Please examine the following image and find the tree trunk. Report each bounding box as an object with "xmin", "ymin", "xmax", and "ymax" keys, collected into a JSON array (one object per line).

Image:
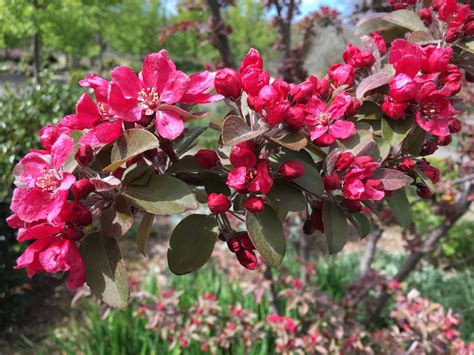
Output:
[
  {"xmin": 359, "ymin": 227, "xmax": 383, "ymax": 278},
  {"xmin": 32, "ymin": 0, "xmax": 41, "ymax": 85},
  {"xmin": 366, "ymin": 185, "xmax": 473, "ymax": 323},
  {"xmin": 206, "ymin": 0, "xmax": 236, "ymax": 69}
]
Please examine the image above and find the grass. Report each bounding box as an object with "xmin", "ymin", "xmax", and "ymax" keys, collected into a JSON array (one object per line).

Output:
[{"xmin": 36, "ymin": 251, "xmax": 474, "ymax": 353}]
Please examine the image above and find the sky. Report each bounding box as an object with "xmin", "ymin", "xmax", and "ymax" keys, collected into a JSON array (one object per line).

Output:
[{"xmin": 164, "ymin": 0, "xmax": 355, "ymax": 18}]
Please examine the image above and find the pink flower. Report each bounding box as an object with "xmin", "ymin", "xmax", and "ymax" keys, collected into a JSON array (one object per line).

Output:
[
  {"xmin": 181, "ymin": 71, "xmax": 223, "ymax": 104},
  {"xmin": 109, "ymin": 50, "xmax": 191, "ymax": 139},
  {"xmin": 421, "ymin": 46, "xmax": 453, "ymax": 74},
  {"xmin": 227, "ymin": 160, "xmax": 273, "ymax": 194},
  {"xmin": 388, "ymin": 39, "xmax": 422, "ymax": 77},
  {"xmin": 15, "ymin": 223, "xmax": 85, "ymax": 290},
  {"xmin": 371, "ymin": 32, "xmax": 387, "ymax": 56},
  {"xmin": 229, "ymin": 141, "xmax": 257, "ymax": 168},
  {"xmin": 290, "ymin": 80, "xmax": 314, "ymax": 104},
  {"xmin": 11, "ymin": 134, "xmax": 76, "ymax": 223},
  {"xmin": 342, "ymin": 156, "xmax": 384, "ymax": 201},
  {"xmin": 438, "ymin": 0, "xmax": 470, "ymax": 29},
  {"xmin": 415, "ymin": 87, "xmax": 458, "ymax": 137},
  {"xmin": 306, "ymin": 92, "xmax": 355, "ymax": 145},
  {"xmin": 239, "ymin": 48, "xmax": 264, "ymax": 73}
]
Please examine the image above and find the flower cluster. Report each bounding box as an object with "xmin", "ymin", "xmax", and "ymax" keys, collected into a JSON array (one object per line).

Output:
[{"xmin": 8, "ymin": 1, "xmax": 471, "ymax": 302}]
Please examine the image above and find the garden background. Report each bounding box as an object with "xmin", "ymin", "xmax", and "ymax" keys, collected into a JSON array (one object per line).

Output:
[{"xmin": 0, "ymin": 0, "xmax": 473, "ymax": 353}]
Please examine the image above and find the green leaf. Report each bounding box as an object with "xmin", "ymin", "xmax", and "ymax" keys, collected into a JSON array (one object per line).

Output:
[
  {"xmin": 414, "ymin": 167, "xmax": 435, "ymax": 191},
  {"xmin": 79, "ymin": 233, "xmax": 129, "ymax": 308},
  {"xmin": 382, "ymin": 117, "xmax": 413, "ymax": 147},
  {"xmin": 167, "ymin": 214, "xmax": 218, "ymax": 275},
  {"xmin": 122, "ymin": 163, "xmax": 153, "ymax": 187},
  {"xmin": 322, "ymin": 201, "xmax": 348, "ymax": 254},
  {"xmin": 221, "ymin": 115, "xmax": 267, "ymax": 146},
  {"xmin": 63, "ymin": 130, "xmax": 84, "ymax": 173},
  {"xmin": 122, "ymin": 174, "xmax": 198, "ymax": 215},
  {"xmin": 386, "ymin": 188, "xmax": 412, "ymax": 228},
  {"xmin": 100, "ymin": 196, "xmax": 134, "ymax": 238},
  {"xmin": 104, "ymin": 129, "xmax": 159, "ymax": 172},
  {"xmin": 339, "ymin": 122, "xmax": 374, "ymax": 156},
  {"xmin": 356, "ymin": 72, "xmax": 393, "ymax": 100},
  {"xmin": 384, "ymin": 9, "xmax": 428, "ymax": 33},
  {"xmin": 355, "ymin": 13, "xmax": 395, "ymax": 35},
  {"xmin": 201, "ymin": 171, "xmax": 231, "ymax": 196},
  {"xmin": 403, "ymin": 125, "xmax": 427, "ymax": 155},
  {"xmin": 347, "ymin": 212, "xmax": 372, "ymax": 239},
  {"xmin": 136, "ymin": 212, "xmax": 155, "ymax": 256},
  {"xmin": 175, "ymin": 126, "xmax": 207, "ymax": 155},
  {"xmin": 246, "ymin": 206, "xmax": 286, "ymax": 267},
  {"xmin": 267, "ymin": 180, "xmax": 306, "ymax": 213},
  {"xmin": 166, "ymin": 155, "xmax": 202, "ymax": 174}
]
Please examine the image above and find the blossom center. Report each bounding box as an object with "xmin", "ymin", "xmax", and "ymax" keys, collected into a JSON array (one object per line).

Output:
[
  {"xmin": 98, "ymin": 102, "xmax": 110, "ymax": 119},
  {"xmin": 318, "ymin": 112, "xmax": 332, "ymax": 125},
  {"xmin": 138, "ymin": 87, "xmax": 160, "ymax": 109},
  {"xmin": 36, "ymin": 169, "xmax": 60, "ymax": 192},
  {"xmin": 421, "ymin": 103, "xmax": 438, "ymax": 119},
  {"xmin": 245, "ymin": 168, "xmax": 257, "ymax": 182}
]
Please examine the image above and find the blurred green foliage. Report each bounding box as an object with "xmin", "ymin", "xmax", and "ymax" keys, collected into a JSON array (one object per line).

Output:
[
  {"xmin": 38, "ymin": 251, "xmax": 473, "ymax": 354},
  {"xmin": 0, "ymin": 72, "xmax": 82, "ymax": 203}
]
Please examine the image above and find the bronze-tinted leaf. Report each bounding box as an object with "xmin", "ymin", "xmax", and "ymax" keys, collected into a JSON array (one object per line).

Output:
[
  {"xmin": 122, "ymin": 174, "xmax": 198, "ymax": 215},
  {"xmin": 322, "ymin": 200, "xmax": 348, "ymax": 254},
  {"xmin": 372, "ymin": 168, "xmax": 413, "ymax": 190},
  {"xmin": 386, "ymin": 188, "xmax": 412, "ymax": 228},
  {"xmin": 221, "ymin": 115, "xmax": 267, "ymax": 146},
  {"xmin": 384, "ymin": 9, "xmax": 428, "ymax": 33},
  {"xmin": 100, "ymin": 196, "xmax": 134, "ymax": 238},
  {"xmin": 136, "ymin": 212, "xmax": 155, "ymax": 256},
  {"xmin": 356, "ymin": 72, "xmax": 393, "ymax": 100},
  {"xmin": 167, "ymin": 214, "xmax": 218, "ymax": 275},
  {"xmin": 80, "ymin": 233, "xmax": 129, "ymax": 308},
  {"xmin": 246, "ymin": 206, "xmax": 286, "ymax": 268},
  {"xmin": 104, "ymin": 129, "xmax": 159, "ymax": 172},
  {"xmin": 268, "ymin": 131, "xmax": 308, "ymax": 151}
]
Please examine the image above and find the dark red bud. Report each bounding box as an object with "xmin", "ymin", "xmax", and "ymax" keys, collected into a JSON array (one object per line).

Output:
[{"xmin": 75, "ymin": 145, "xmax": 93, "ymax": 166}]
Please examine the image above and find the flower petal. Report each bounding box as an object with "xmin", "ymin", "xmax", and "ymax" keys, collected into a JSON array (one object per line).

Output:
[
  {"xmin": 156, "ymin": 110, "xmax": 184, "ymax": 140},
  {"xmin": 329, "ymin": 120, "xmax": 356, "ymax": 139}
]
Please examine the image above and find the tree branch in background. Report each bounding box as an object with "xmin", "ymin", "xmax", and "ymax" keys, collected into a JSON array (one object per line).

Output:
[
  {"xmin": 358, "ymin": 226, "xmax": 383, "ymax": 278},
  {"xmin": 206, "ymin": 0, "xmax": 236, "ymax": 68}
]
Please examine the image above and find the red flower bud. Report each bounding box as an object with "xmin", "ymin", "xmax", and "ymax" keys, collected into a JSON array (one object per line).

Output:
[
  {"xmin": 420, "ymin": 141, "xmax": 438, "ymax": 156},
  {"xmin": 236, "ymin": 249, "xmax": 259, "ymax": 270},
  {"xmin": 75, "ymin": 144, "xmax": 93, "ymax": 166},
  {"xmin": 278, "ymin": 160, "xmax": 305, "ymax": 179},
  {"xmin": 290, "ymin": 81, "xmax": 314, "ymax": 104},
  {"xmin": 342, "ymin": 199, "xmax": 363, "ymax": 212},
  {"xmin": 239, "ymin": 48, "xmax": 263, "ymax": 73},
  {"xmin": 448, "ymin": 119, "xmax": 461, "ymax": 133},
  {"xmin": 215, "ymin": 68, "xmax": 242, "ymax": 100},
  {"xmin": 371, "ymin": 32, "xmax": 387, "ymax": 56},
  {"xmin": 59, "ymin": 201, "xmax": 93, "ymax": 226},
  {"xmin": 323, "ymin": 173, "xmax": 341, "ymax": 191},
  {"xmin": 238, "ymin": 232, "xmax": 255, "ymax": 250},
  {"xmin": 445, "ymin": 28, "xmax": 461, "ymax": 43},
  {"xmin": 336, "ymin": 152, "xmax": 354, "ymax": 171},
  {"xmin": 243, "ymin": 195, "xmax": 265, "ymax": 212},
  {"xmin": 328, "ymin": 64, "xmax": 355, "ymax": 87},
  {"xmin": 418, "ymin": 8, "xmax": 432, "ymax": 24},
  {"xmin": 389, "ymin": 74, "xmax": 417, "ymax": 102},
  {"xmin": 195, "ymin": 149, "xmax": 220, "ymax": 169},
  {"xmin": 63, "ymin": 224, "xmax": 84, "ymax": 241},
  {"xmin": 310, "ymin": 209, "xmax": 324, "ymax": 233},
  {"xmin": 72, "ymin": 179, "xmax": 95, "ymax": 200},
  {"xmin": 416, "ymin": 184, "xmax": 432, "ymax": 199},
  {"xmin": 314, "ymin": 133, "xmax": 336, "ymax": 147},
  {"xmin": 422, "ymin": 165, "xmax": 440, "ymax": 184},
  {"xmin": 438, "ymin": 134, "xmax": 452, "ymax": 146},
  {"xmin": 227, "ymin": 236, "xmax": 241, "ymax": 253},
  {"xmin": 207, "ymin": 193, "xmax": 231, "ymax": 214},
  {"xmin": 399, "ymin": 157, "xmax": 415, "ymax": 172}
]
